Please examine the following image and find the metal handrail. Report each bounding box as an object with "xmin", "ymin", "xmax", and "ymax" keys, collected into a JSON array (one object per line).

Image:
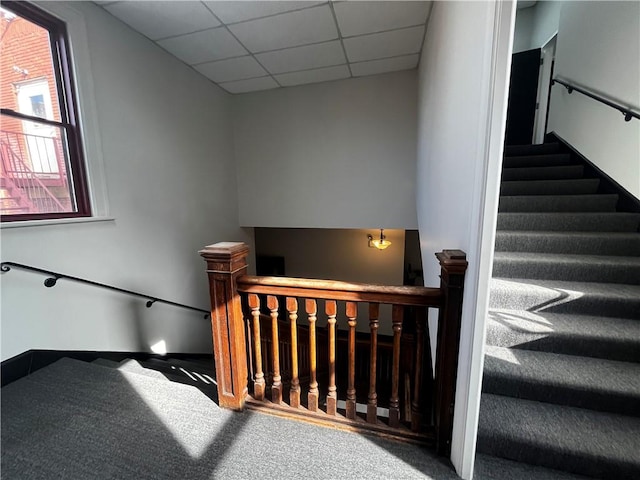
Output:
[
  {"xmin": 0, "ymin": 261, "xmax": 210, "ymax": 319},
  {"xmin": 552, "ymin": 78, "xmax": 640, "ymax": 122}
]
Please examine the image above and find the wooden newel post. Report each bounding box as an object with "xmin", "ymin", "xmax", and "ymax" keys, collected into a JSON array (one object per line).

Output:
[
  {"xmin": 434, "ymin": 249, "xmax": 468, "ymax": 456},
  {"xmin": 199, "ymin": 242, "xmax": 250, "ymax": 411}
]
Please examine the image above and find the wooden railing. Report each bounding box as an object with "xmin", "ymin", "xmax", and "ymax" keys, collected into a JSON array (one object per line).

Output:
[{"xmin": 200, "ymin": 242, "xmax": 467, "ymax": 455}]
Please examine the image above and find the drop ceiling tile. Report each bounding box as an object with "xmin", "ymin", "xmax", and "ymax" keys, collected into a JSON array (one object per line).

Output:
[
  {"xmin": 228, "ymin": 5, "xmax": 338, "ymax": 53},
  {"xmin": 351, "ymin": 54, "xmax": 420, "ymax": 77},
  {"xmin": 158, "ymin": 28, "xmax": 247, "ymax": 65},
  {"xmin": 334, "ymin": 1, "xmax": 431, "ymax": 37},
  {"xmin": 275, "ymin": 65, "xmax": 350, "ymax": 87},
  {"xmin": 256, "ymin": 41, "xmax": 345, "ymax": 74},
  {"xmin": 104, "ymin": 2, "xmax": 220, "ymax": 41},
  {"xmin": 343, "ymin": 26, "xmax": 424, "ymax": 63},
  {"xmin": 195, "ymin": 56, "xmax": 267, "ymax": 83},
  {"xmin": 219, "ymin": 76, "xmax": 279, "ymax": 94},
  {"xmin": 204, "ymin": 1, "xmax": 323, "ymax": 24}
]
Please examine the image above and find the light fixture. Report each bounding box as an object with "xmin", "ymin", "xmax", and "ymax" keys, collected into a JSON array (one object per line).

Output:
[{"xmin": 368, "ymin": 229, "xmax": 392, "ymax": 250}]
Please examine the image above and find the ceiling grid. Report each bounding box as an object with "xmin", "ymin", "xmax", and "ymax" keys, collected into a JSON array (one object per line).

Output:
[{"xmin": 98, "ymin": 1, "xmax": 433, "ymax": 94}]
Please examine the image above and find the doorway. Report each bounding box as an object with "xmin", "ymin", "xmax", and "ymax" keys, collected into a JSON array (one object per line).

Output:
[{"xmin": 532, "ymin": 34, "xmax": 557, "ymax": 144}]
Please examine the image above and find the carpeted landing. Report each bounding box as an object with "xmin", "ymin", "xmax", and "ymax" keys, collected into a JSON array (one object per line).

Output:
[
  {"xmin": 1, "ymin": 357, "xmax": 588, "ymax": 480},
  {"xmin": 477, "ymin": 142, "xmax": 640, "ymax": 479}
]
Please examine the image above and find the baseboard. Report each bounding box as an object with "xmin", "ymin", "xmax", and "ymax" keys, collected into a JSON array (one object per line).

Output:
[
  {"xmin": 547, "ymin": 131, "xmax": 640, "ymax": 213},
  {"xmin": 1, "ymin": 350, "xmax": 213, "ymax": 387}
]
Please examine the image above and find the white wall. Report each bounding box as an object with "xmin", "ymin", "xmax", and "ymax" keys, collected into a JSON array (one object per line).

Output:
[
  {"xmin": 513, "ymin": 6, "xmax": 534, "ymax": 53},
  {"xmin": 417, "ymin": 1, "xmax": 515, "ymax": 478},
  {"xmin": 514, "ymin": 2, "xmax": 561, "ymax": 53},
  {"xmin": 529, "ymin": 1, "xmax": 561, "ymax": 49},
  {"xmin": 548, "ymin": 1, "xmax": 640, "ymax": 199},
  {"xmin": 0, "ymin": 2, "xmax": 251, "ymax": 361},
  {"xmin": 233, "ymin": 71, "xmax": 418, "ymax": 230},
  {"xmin": 254, "ymin": 228, "xmax": 405, "ymax": 334}
]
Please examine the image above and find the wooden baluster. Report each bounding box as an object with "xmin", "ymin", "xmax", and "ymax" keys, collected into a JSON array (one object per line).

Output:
[
  {"xmin": 346, "ymin": 301, "xmax": 357, "ymax": 420},
  {"xmin": 267, "ymin": 295, "xmax": 282, "ymax": 404},
  {"xmin": 367, "ymin": 303, "xmax": 379, "ymax": 424},
  {"xmin": 306, "ymin": 299, "xmax": 319, "ymax": 412},
  {"xmin": 326, "ymin": 300, "xmax": 337, "ymax": 416},
  {"xmin": 389, "ymin": 304, "xmax": 403, "ymax": 427},
  {"xmin": 411, "ymin": 307, "xmax": 427, "ymax": 431},
  {"xmin": 287, "ymin": 297, "xmax": 301, "ymax": 408},
  {"xmin": 248, "ymin": 294, "xmax": 265, "ymax": 401}
]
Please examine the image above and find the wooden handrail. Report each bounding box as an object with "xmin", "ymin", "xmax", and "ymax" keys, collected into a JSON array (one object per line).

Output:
[
  {"xmin": 237, "ymin": 275, "xmax": 443, "ymax": 307},
  {"xmin": 200, "ymin": 243, "xmax": 468, "ymax": 454}
]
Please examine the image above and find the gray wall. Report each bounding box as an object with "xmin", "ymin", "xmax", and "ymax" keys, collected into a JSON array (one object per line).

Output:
[
  {"xmin": 232, "ymin": 71, "xmax": 418, "ymax": 229},
  {"xmin": 1, "ymin": 2, "xmax": 250, "ymax": 361}
]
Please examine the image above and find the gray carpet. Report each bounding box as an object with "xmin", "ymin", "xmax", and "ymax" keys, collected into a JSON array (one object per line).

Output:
[
  {"xmin": 497, "ymin": 212, "xmax": 640, "ymax": 232},
  {"xmin": 499, "ymin": 178, "xmax": 600, "ymax": 196},
  {"xmin": 1, "ymin": 358, "xmax": 587, "ymax": 480},
  {"xmin": 494, "ymin": 231, "xmax": 640, "ymax": 256},
  {"xmin": 478, "ymin": 142, "xmax": 640, "ymax": 479},
  {"xmin": 486, "ymin": 309, "xmax": 640, "ymax": 362}
]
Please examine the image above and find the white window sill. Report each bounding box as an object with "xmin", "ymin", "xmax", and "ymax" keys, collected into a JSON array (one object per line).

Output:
[{"xmin": 0, "ymin": 216, "xmax": 115, "ymax": 229}]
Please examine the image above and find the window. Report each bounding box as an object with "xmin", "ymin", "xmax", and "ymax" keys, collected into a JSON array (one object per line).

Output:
[{"xmin": 1, "ymin": 1, "xmax": 90, "ymax": 221}]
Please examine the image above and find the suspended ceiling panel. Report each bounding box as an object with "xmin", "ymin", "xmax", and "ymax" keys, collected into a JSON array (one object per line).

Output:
[{"xmin": 98, "ymin": 1, "xmax": 432, "ymax": 94}]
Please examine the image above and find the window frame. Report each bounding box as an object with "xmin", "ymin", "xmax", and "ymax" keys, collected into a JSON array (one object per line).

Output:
[{"xmin": 1, "ymin": 0, "xmax": 91, "ymax": 222}]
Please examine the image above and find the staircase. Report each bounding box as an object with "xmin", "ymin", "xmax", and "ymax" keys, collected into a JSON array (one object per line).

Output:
[{"xmin": 477, "ymin": 142, "xmax": 640, "ymax": 478}]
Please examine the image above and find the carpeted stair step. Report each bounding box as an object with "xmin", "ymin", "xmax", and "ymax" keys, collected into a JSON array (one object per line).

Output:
[
  {"xmin": 482, "ymin": 346, "xmax": 640, "ymax": 416},
  {"xmin": 504, "ymin": 143, "xmax": 561, "ymax": 156},
  {"xmin": 486, "ymin": 309, "xmax": 640, "ymax": 362},
  {"xmin": 137, "ymin": 358, "xmax": 217, "ymax": 390},
  {"xmin": 501, "ymin": 165, "xmax": 585, "ymax": 181},
  {"xmin": 500, "ymin": 179, "xmax": 600, "ymax": 196},
  {"xmin": 145, "ymin": 357, "xmax": 216, "ymax": 384},
  {"xmin": 93, "ymin": 358, "xmax": 170, "ymax": 381},
  {"xmin": 493, "ymin": 252, "xmax": 640, "ymax": 285},
  {"xmin": 497, "ymin": 212, "xmax": 640, "ymax": 232},
  {"xmin": 475, "ymin": 454, "xmax": 590, "ymax": 479},
  {"xmin": 477, "ymin": 393, "xmax": 640, "ymax": 479},
  {"xmin": 494, "ymin": 231, "xmax": 640, "ymax": 256},
  {"xmin": 498, "ymin": 194, "xmax": 618, "ymax": 213},
  {"xmin": 489, "ymin": 278, "xmax": 640, "ymax": 320},
  {"xmin": 91, "ymin": 358, "xmax": 120, "ymax": 368},
  {"xmin": 503, "ymin": 153, "xmax": 572, "ymax": 169},
  {"xmin": 161, "ymin": 357, "xmax": 215, "ymax": 375}
]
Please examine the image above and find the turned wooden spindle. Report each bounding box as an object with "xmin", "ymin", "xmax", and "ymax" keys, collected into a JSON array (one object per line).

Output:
[
  {"xmin": 248, "ymin": 294, "xmax": 265, "ymax": 401},
  {"xmin": 267, "ymin": 295, "xmax": 282, "ymax": 404},
  {"xmin": 411, "ymin": 307, "xmax": 427, "ymax": 431},
  {"xmin": 326, "ymin": 300, "xmax": 338, "ymax": 416},
  {"xmin": 367, "ymin": 303, "xmax": 380, "ymax": 424},
  {"xmin": 389, "ymin": 304, "xmax": 403, "ymax": 427},
  {"xmin": 306, "ymin": 299, "xmax": 319, "ymax": 412},
  {"xmin": 346, "ymin": 301, "xmax": 358, "ymax": 420},
  {"xmin": 287, "ymin": 297, "xmax": 301, "ymax": 408}
]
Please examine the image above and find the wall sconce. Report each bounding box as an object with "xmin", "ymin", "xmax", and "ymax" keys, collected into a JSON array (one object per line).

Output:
[{"xmin": 368, "ymin": 229, "xmax": 392, "ymax": 250}]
